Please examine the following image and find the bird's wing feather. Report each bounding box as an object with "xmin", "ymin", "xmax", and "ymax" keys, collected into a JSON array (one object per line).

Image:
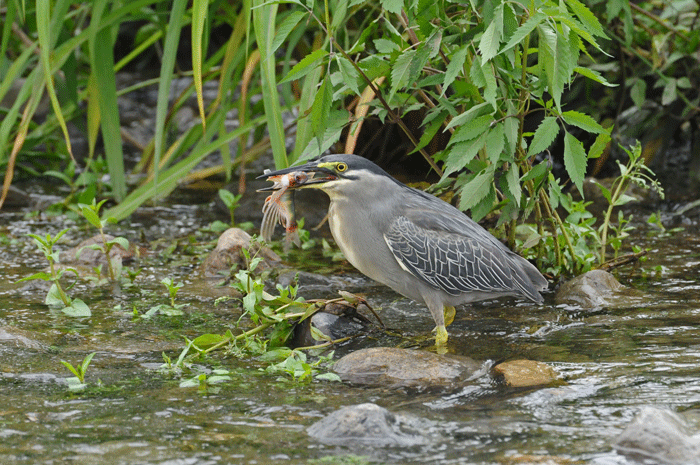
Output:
[{"xmin": 384, "ymin": 215, "xmax": 536, "ymax": 298}]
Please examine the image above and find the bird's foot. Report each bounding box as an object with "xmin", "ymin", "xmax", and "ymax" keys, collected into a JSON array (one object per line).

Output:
[
  {"xmin": 435, "ymin": 325, "xmax": 448, "ymax": 347},
  {"xmin": 443, "ymin": 306, "xmax": 456, "ymax": 327}
]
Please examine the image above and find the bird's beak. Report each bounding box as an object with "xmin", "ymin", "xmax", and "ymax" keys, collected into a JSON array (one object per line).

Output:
[{"xmin": 256, "ymin": 161, "xmax": 339, "ymax": 191}]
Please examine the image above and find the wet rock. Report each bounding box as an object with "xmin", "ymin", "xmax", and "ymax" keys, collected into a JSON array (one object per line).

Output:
[
  {"xmin": 613, "ymin": 407, "xmax": 700, "ymax": 464},
  {"xmin": 0, "ymin": 326, "xmax": 48, "ymax": 350},
  {"xmin": 555, "ymin": 269, "xmax": 636, "ymax": 309},
  {"xmin": 200, "ymin": 228, "xmax": 280, "ymax": 278},
  {"xmin": 1, "ymin": 185, "xmax": 32, "ymax": 209},
  {"xmin": 291, "ymin": 311, "xmax": 366, "ymax": 347},
  {"xmin": 333, "ymin": 347, "xmax": 485, "ymax": 388},
  {"xmin": 307, "ymin": 403, "xmax": 430, "ymax": 446},
  {"xmin": 60, "ymin": 234, "xmax": 134, "ymax": 267},
  {"xmin": 493, "ymin": 360, "xmax": 559, "ymax": 388}
]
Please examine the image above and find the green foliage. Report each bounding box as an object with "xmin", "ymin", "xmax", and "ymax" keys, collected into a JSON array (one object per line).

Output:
[
  {"xmin": 218, "ymin": 189, "xmax": 243, "ymax": 227},
  {"xmin": 77, "ymin": 199, "xmax": 130, "ymax": 282},
  {"xmin": 61, "ymin": 352, "xmax": 96, "ymax": 392},
  {"xmin": 16, "ymin": 228, "xmax": 91, "ymax": 317}
]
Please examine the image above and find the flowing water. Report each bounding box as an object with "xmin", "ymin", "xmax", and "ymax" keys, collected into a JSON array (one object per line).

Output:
[{"xmin": 1, "ymin": 185, "xmax": 700, "ymax": 465}]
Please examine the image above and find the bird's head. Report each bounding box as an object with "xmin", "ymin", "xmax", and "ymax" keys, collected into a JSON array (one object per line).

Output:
[{"xmin": 258, "ymin": 154, "xmax": 393, "ymax": 196}]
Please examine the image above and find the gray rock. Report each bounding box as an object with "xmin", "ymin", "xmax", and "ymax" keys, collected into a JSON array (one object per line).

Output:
[
  {"xmin": 334, "ymin": 347, "xmax": 485, "ymax": 388},
  {"xmin": 200, "ymin": 228, "xmax": 280, "ymax": 278},
  {"xmin": 555, "ymin": 269, "xmax": 640, "ymax": 309},
  {"xmin": 60, "ymin": 234, "xmax": 134, "ymax": 267},
  {"xmin": 0, "ymin": 326, "xmax": 48, "ymax": 350},
  {"xmin": 613, "ymin": 407, "xmax": 700, "ymax": 464},
  {"xmin": 307, "ymin": 403, "xmax": 429, "ymax": 446}
]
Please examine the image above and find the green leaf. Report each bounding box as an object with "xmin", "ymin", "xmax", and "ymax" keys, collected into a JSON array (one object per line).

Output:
[
  {"xmin": 63, "ymin": 298, "xmax": 91, "ymax": 318},
  {"xmin": 521, "ymin": 160, "xmax": 550, "ymax": 184},
  {"xmin": 479, "ymin": 18, "xmax": 501, "ymax": 62},
  {"xmin": 442, "ymin": 133, "xmax": 488, "ymax": 179},
  {"xmin": 630, "ymin": 79, "xmax": 645, "ymax": 108},
  {"xmin": 445, "ymin": 102, "xmax": 491, "ymax": 132},
  {"xmin": 563, "ymin": 132, "xmax": 588, "ymax": 195},
  {"xmin": 485, "ymin": 122, "xmax": 505, "ymax": 164},
  {"xmin": 566, "ymin": 0, "xmax": 607, "ymax": 38},
  {"xmin": 81, "ymin": 206, "xmax": 102, "ymax": 229},
  {"xmin": 443, "ymin": 45, "xmax": 468, "ymax": 96},
  {"xmin": 16, "ymin": 271, "xmax": 53, "ymax": 283},
  {"xmin": 311, "ymin": 75, "xmax": 333, "ymax": 149},
  {"xmin": 411, "ymin": 111, "xmax": 447, "ymax": 154},
  {"xmin": 481, "ymin": 59, "xmax": 497, "ymax": 110},
  {"xmin": 505, "ymin": 163, "xmax": 522, "ymax": 205},
  {"xmin": 315, "ymin": 372, "xmax": 342, "ymax": 382},
  {"xmin": 271, "ymin": 10, "xmax": 307, "ymax": 58},
  {"xmin": 501, "ymin": 12, "xmax": 545, "ymax": 53},
  {"xmin": 280, "ymin": 48, "xmax": 328, "ymax": 84},
  {"xmin": 373, "ymin": 38, "xmax": 399, "ymax": 54},
  {"xmin": 562, "ymin": 110, "xmax": 606, "ymax": 134},
  {"xmin": 574, "ymin": 66, "xmax": 616, "ymax": 87},
  {"xmin": 595, "ymin": 182, "xmax": 612, "ymax": 203},
  {"xmin": 528, "ymin": 116, "xmax": 559, "ymax": 156},
  {"xmin": 108, "ymin": 237, "xmax": 129, "ymax": 249},
  {"xmin": 589, "ymin": 131, "xmax": 611, "ymax": 159},
  {"xmin": 192, "ymin": 333, "xmax": 229, "ymax": 350},
  {"xmin": 46, "ymin": 283, "xmax": 68, "ymax": 308},
  {"xmin": 662, "ymin": 78, "xmax": 677, "ymax": 106},
  {"xmin": 449, "ymin": 114, "xmax": 493, "ymax": 146},
  {"xmin": 388, "ymin": 49, "xmax": 415, "ymax": 103},
  {"xmin": 458, "ymin": 167, "xmax": 495, "ymax": 211},
  {"xmin": 336, "ymin": 55, "xmax": 361, "ymax": 96},
  {"xmin": 380, "ymin": 0, "xmax": 402, "ymax": 14}
]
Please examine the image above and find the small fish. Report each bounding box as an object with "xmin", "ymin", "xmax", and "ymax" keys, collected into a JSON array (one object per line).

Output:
[{"xmin": 260, "ymin": 171, "xmax": 308, "ymax": 251}]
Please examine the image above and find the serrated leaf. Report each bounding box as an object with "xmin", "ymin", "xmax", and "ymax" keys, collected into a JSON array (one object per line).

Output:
[
  {"xmin": 16, "ymin": 271, "xmax": 53, "ymax": 283},
  {"xmin": 562, "ymin": 110, "xmax": 606, "ymax": 134},
  {"xmin": 482, "ymin": 60, "xmax": 497, "ymax": 110},
  {"xmin": 485, "ymin": 122, "xmax": 505, "ymax": 164},
  {"xmin": 574, "ymin": 66, "xmax": 616, "ymax": 87},
  {"xmin": 528, "ymin": 116, "xmax": 559, "ymax": 156},
  {"xmin": 442, "ymin": 133, "xmax": 488, "ymax": 179},
  {"xmin": 449, "ymin": 114, "xmax": 493, "ymax": 146},
  {"xmin": 521, "ymin": 160, "xmax": 550, "ymax": 184},
  {"xmin": 501, "ymin": 12, "xmax": 545, "ymax": 53},
  {"xmin": 311, "ymin": 75, "xmax": 333, "ymax": 147},
  {"xmin": 566, "ymin": 0, "xmax": 607, "ymax": 38},
  {"xmin": 469, "ymin": 56, "xmax": 486, "ymax": 87},
  {"xmin": 411, "ymin": 111, "xmax": 447, "ymax": 154},
  {"xmin": 563, "ymin": 132, "xmax": 588, "ymax": 195},
  {"xmin": 479, "ymin": 19, "xmax": 501, "ymax": 62},
  {"xmin": 458, "ymin": 168, "xmax": 495, "ymax": 211},
  {"xmin": 280, "ymin": 49, "xmax": 328, "ymax": 84},
  {"xmin": 336, "ymin": 55, "xmax": 361, "ymax": 96},
  {"xmin": 374, "ymin": 38, "xmax": 399, "ymax": 54},
  {"xmin": 445, "ymin": 102, "xmax": 491, "ymax": 131},
  {"xmin": 505, "ymin": 163, "xmax": 521, "ymax": 205},
  {"xmin": 443, "ymin": 45, "xmax": 468, "ymax": 96},
  {"xmin": 270, "ymin": 11, "xmax": 307, "ymax": 58},
  {"xmin": 388, "ymin": 49, "xmax": 415, "ymax": 103}
]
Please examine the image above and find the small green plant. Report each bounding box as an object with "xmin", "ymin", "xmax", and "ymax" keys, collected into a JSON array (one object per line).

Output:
[
  {"xmin": 179, "ymin": 369, "xmax": 233, "ymax": 392},
  {"xmin": 61, "ymin": 352, "xmax": 96, "ymax": 392},
  {"xmin": 141, "ymin": 278, "xmax": 186, "ymax": 318},
  {"xmin": 77, "ymin": 199, "xmax": 130, "ymax": 281},
  {"xmin": 17, "ymin": 229, "xmax": 91, "ymax": 317},
  {"xmin": 218, "ymin": 189, "xmax": 243, "ymax": 227}
]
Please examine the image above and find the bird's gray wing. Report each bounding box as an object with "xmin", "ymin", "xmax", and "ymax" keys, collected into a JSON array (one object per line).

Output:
[{"xmin": 383, "ymin": 215, "xmax": 523, "ymax": 297}]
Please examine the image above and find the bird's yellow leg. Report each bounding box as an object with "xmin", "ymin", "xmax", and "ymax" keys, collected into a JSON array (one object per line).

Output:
[
  {"xmin": 435, "ymin": 325, "xmax": 448, "ymax": 347},
  {"xmin": 444, "ymin": 305, "xmax": 456, "ymax": 327}
]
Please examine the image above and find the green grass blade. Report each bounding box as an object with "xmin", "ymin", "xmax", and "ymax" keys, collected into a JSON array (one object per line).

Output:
[
  {"xmin": 192, "ymin": 0, "xmax": 209, "ymax": 129},
  {"xmin": 253, "ymin": 0, "xmax": 288, "ymax": 168},
  {"xmin": 103, "ymin": 115, "xmax": 266, "ymax": 221},
  {"xmin": 36, "ymin": 0, "xmax": 74, "ymax": 160},
  {"xmin": 154, "ymin": 0, "xmax": 189, "ymax": 188},
  {"xmin": 90, "ymin": 0, "xmax": 126, "ymax": 200}
]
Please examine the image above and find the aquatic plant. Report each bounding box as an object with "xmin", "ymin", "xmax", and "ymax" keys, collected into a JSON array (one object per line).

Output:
[
  {"xmin": 61, "ymin": 352, "xmax": 96, "ymax": 392},
  {"xmin": 17, "ymin": 228, "xmax": 91, "ymax": 317}
]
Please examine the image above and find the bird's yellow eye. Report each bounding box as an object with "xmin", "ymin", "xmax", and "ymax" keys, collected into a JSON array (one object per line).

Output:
[{"xmin": 336, "ymin": 162, "xmax": 348, "ymax": 172}]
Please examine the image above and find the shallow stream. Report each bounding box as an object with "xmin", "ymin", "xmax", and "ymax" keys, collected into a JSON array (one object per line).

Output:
[{"xmin": 2, "ymin": 183, "xmax": 700, "ymax": 464}]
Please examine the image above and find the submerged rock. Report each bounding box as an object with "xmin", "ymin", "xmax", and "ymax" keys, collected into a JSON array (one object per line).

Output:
[
  {"xmin": 291, "ymin": 311, "xmax": 366, "ymax": 347},
  {"xmin": 555, "ymin": 269, "xmax": 638, "ymax": 309},
  {"xmin": 613, "ymin": 407, "xmax": 700, "ymax": 464},
  {"xmin": 200, "ymin": 228, "xmax": 280, "ymax": 278},
  {"xmin": 307, "ymin": 403, "xmax": 430, "ymax": 446},
  {"xmin": 493, "ymin": 359, "xmax": 560, "ymax": 387},
  {"xmin": 333, "ymin": 347, "xmax": 485, "ymax": 388},
  {"xmin": 0, "ymin": 326, "xmax": 48, "ymax": 350}
]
